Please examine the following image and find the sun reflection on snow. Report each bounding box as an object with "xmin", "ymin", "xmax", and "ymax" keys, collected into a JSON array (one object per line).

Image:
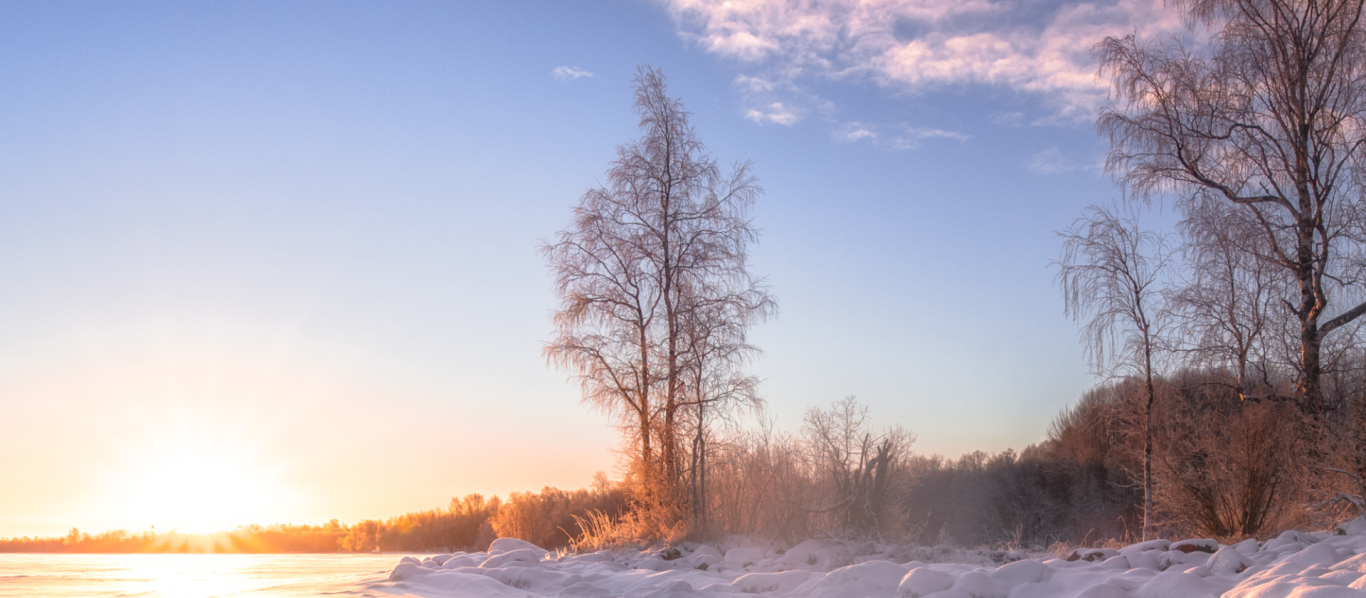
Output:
[
  {"xmin": 135, "ymin": 554, "xmax": 265, "ymax": 597},
  {"xmin": 0, "ymin": 553, "xmax": 399, "ymax": 598}
]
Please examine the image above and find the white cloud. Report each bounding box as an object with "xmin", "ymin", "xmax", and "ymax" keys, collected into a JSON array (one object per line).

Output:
[
  {"xmin": 836, "ymin": 121, "xmax": 878, "ymax": 142},
  {"xmin": 553, "ymin": 66, "xmax": 595, "ymax": 81},
  {"xmin": 663, "ymin": 0, "xmax": 1188, "ymax": 120},
  {"xmin": 845, "ymin": 128, "xmax": 877, "ymax": 142},
  {"xmin": 906, "ymin": 127, "xmax": 968, "ymax": 142},
  {"xmin": 735, "ymin": 74, "xmax": 777, "ymax": 93},
  {"xmin": 888, "ymin": 125, "xmax": 970, "ymax": 149},
  {"xmin": 745, "ymin": 102, "xmax": 802, "ymax": 125}
]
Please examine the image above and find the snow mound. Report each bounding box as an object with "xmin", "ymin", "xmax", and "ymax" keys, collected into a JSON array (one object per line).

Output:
[
  {"xmin": 1209, "ymin": 546, "xmax": 1254, "ymax": 575},
  {"xmin": 480, "ymin": 547, "xmax": 542, "ymax": 568},
  {"xmin": 734, "ymin": 570, "xmax": 817, "ymax": 593},
  {"xmin": 487, "ymin": 537, "xmax": 545, "ymax": 554},
  {"xmin": 725, "ymin": 545, "xmax": 768, "ymax": 569},
  {"xmin": 898, "ymin": 567, "xmax": 955, "ymax": 597},
  {"xmin": 381, "ymin": 520, "xmax": 1366, "ymax": 597}
]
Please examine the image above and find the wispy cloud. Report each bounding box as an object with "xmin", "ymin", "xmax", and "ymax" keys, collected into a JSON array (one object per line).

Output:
[
  {"xmin": 889, "ymin": 126, "xmax": 970, "ymax": 150},
  {"xmin": 553, "ymin": 66, "xmax": 594, "ymax": 81},
  {"xmin": 840, "ymin": 123, "xmax": 877, "ymax": 142},
  {"xmin": 745, "ymin": 102, "xmax": 802, "ymax": 125},
  {"xmin": 905, "ymin": 127, "xmax": 969, "ymax": 142},
  {"xmin": 663, "ymin": 0, "xmax": 1187, "ymax": 122},
  {"xmin": 837, "ymin": 122, "xmax": 968, "ymax": 149}
]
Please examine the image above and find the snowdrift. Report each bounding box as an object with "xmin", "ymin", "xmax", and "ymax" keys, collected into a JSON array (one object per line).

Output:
[{"xmin": 380, "ymin": 521, "xmax": 1366, "ymax": 597}]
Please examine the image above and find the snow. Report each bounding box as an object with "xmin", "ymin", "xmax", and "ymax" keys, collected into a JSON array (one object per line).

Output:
[
  {"xmin": 897, "ymin": 566, "xmax": 955, "ymax": 597},
  {"xmin": 489, "ymin": 538, "xmax": 545, "ymax": 554},
  {"xmin": 380, "ymin": 518, "xmax": 1366, "ymax": 598}
]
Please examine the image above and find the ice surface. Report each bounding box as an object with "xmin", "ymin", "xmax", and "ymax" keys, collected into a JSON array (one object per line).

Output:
[{"xmin": 380, "ymin": 518, "xmax": 1366, "ymax": 597}]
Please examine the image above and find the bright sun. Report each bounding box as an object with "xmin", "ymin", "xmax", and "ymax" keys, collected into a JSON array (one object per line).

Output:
[{"xmin": 108, "ymin": 409, "xmax": 290, "ymax": 534}]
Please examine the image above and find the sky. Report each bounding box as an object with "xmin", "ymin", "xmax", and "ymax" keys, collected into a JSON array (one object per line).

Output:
[{"xmin": 0, "ymin": 0, "xmax": 1191, "ymax": 538}]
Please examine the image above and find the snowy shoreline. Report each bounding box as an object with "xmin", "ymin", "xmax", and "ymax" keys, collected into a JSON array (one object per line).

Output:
[{"xmin": 381, "ymin": 519, "xmax": 1366, "ymax": 597}]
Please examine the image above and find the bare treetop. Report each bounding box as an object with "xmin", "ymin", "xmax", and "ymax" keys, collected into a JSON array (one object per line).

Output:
[
  {"xmin": 1056, "ymin": 204, "xmax": 1172, "ymax": 377},
  {"xmin": 1097, "ymin": 0, "xmax": 1366, "ymax": 407}
]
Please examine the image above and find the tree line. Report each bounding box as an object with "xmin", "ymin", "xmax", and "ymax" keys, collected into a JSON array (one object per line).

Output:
[
  {"xmin": 0, "ymin": 523, "xmax": 345, "ymax": 553},
  {"xmin": 0, "ymin": 484, "xmax": 628, "ymax": 553}
]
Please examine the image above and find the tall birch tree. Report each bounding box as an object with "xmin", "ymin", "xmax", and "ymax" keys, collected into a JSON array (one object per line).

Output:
[
  {"xmin": 1056, "ymin": 203, "xmax": 1171, "ymax": 540},
  {"xmin": 543, "ymin": 67, "xmax": 774, "ymax": 530}
]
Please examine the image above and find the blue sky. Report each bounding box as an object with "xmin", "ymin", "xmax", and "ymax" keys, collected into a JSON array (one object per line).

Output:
[{"xmin": 0, "ymin": 0, "xmax": 1184, "ymax": 536}]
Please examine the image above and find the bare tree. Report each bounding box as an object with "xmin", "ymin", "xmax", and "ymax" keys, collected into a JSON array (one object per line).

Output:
[
  {"xmin": 704, "ymin": 418, "xmax": 815, "ymax": 542},
  {"xmin": 677, "ymin": 297, "xmax": 767, "ymax": 534},
  {"xmin": 542, "ymin": 66, "xmax": 774, "ymax": 534},
  {"xmin": 1171, "ymin": 196, "xmax": 1290, "ymax": 400},
  {"xmin": 1056, "ymin": 203, "xmax": 1172, "ymax": 540},
  {"xmin": 1097, "ymin": 0, "xmax": 1366, "ymax": 411},
  {"xmin": 802, "ymin": 396, "xmax": 915, "ymax": 539}
]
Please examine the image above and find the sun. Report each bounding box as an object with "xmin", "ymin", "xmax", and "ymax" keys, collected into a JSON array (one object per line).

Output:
[
  {"xmin": 105, "ymin": 405, "xmax": 292, "ymax": 535},
  {"xmin": 123, "ymin": 442, "xmax": 272, "ymax": 533}
]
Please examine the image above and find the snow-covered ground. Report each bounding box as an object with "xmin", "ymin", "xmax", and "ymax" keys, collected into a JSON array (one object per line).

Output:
[{"xmin": 380, "ymin": 519, "xmax": 1366, "ymax": 598}]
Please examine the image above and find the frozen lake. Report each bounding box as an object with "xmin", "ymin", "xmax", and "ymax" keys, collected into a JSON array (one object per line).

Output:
[{"xmin": 0, "ymin": 553, "xmax": 410, "ymax": 597}]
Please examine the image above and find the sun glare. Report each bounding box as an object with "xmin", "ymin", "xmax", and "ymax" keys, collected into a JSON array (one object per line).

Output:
[
  {"xmin": 105, "ymin": 405, "xmax": 293, "ymax": 536},
  {"xmin": 126, "ymin": 446, "xmax": 269, "ymax": 533}
]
